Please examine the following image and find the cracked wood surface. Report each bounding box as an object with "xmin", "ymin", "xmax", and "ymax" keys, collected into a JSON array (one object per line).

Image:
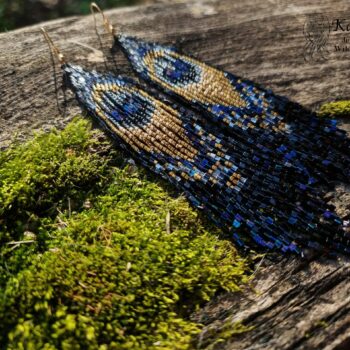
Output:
[{"xmin": 0, "ymin": 0, "xmax": 349, "ymax": 349}]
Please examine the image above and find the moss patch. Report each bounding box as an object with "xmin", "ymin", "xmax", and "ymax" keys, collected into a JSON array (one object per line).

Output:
[
  {"xmin": 199, "ymin": 320, "xmax": 254, "ymax": 350},
  {"xmin": 0, "ymin": 117, "xmax": 249, "ymax": 350},
  {"xmin": 317, "ymin": 100, "xmax": 350, "ymax": 118}
]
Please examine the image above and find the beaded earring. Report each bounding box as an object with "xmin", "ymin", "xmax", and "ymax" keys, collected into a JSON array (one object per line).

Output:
[
  {"xmin": 90, "ymin": 2, "xmax": 349, "ymax": 186},
  {"xmin": 41, "ymin": 28, "xmax": 349, "ymax": 256}
]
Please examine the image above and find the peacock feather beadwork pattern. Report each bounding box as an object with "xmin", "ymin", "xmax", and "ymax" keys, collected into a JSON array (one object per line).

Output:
[
  {"xmin": 63, "ymin": 63, "xmax": 349, "ymax": 256},
  {"xmin": 116, "ymin": 35, "xmax": 350, "ymax": 184},
  {"xmin": 117, "ymin": 35, "xmax": 285, "ymax": 131}
]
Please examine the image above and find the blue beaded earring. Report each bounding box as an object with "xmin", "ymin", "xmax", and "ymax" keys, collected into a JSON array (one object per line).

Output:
[
  {"xmin": 41, "ymin": 27, "xmax": 349, "ymax": 256},
  {"xmin": 90, "ymin": 2, "xmax": 349, "ymax": 186}
]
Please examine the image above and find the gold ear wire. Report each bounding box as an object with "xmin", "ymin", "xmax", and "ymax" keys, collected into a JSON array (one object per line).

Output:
[
  {"xmin": 90, "ymin": 2, "xmax": 115, "ymax": 36},
  {"xmin": 41, "ymin": 27, "xmax": 66, "ymax": 64}
]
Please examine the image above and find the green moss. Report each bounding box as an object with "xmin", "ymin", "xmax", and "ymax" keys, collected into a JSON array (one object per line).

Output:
[
  {"xmin": 0, "ymin": 117, "xmax": 249, "ymax": 349},
  {"xmin": 317, "ymin": 100, "xmax": 350, "ymax": 118},
  {"xmin": 0, "ymin": 118, "xmax": 111, "ymax": 241},
  {"xmin": 197, "ymin": 319, "xmax": 254, "ymax": 350}
]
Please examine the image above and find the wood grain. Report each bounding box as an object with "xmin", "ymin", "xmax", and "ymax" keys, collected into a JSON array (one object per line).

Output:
[{"xmin": 0, "ymin": 0, "xmax": 349, "ymax": 349}]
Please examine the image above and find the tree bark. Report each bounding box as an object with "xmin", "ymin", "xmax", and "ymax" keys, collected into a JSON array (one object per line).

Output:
[{"xmin": 0, "ymin": 0, "xmax": 349, "ymax": 349}]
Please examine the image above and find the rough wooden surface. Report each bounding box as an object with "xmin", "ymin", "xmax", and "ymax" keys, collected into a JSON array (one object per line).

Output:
[{"xmin": 0, "ymin": 0, "xmax": 349, "ymax": 349}]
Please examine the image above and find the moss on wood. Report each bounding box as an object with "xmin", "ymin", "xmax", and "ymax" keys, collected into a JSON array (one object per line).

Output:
[
  {"xmin": 0, "ymin": 117, "xmax": 249, "ymax": 350},
  {"xmin": 317, "ymin": 100, "xmax": 350, "ymax": 118}
]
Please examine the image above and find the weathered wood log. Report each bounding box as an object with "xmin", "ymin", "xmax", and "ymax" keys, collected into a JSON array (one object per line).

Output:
[{"xmin": 0, "ymin": 0, "xmax": 349, "ymax": 349}]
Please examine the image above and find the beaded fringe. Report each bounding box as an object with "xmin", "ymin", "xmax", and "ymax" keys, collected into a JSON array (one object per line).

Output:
[{"xmin": 63, "ymin": 60, "xmax": 350, "ymax": 255}]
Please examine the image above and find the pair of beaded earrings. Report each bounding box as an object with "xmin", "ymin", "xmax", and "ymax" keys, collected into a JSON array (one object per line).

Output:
[{"xmin": 41, "ymin": 3, "xmax": 350, "ymax": 256}]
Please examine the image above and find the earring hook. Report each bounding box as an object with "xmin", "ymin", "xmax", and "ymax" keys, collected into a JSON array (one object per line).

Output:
[
  {"xmin": 90, "ymin": 2, "xmax": 115, "ymax": 35},
  {"xmin": 40, "ymin": 27, "xmax": 67, "ymax": 117},
  {"xmin": 41, "ymin": 27, "xmax": 66, "ymax": 64}
]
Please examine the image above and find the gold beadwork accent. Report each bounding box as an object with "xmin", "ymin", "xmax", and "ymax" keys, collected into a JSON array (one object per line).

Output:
[
  {"xmin": 229, "ymin": 172, "xmax": 241, "ymax": 186},
  {"xmin": 143, "ymin": 50, "xmax": 247, "ymax": 108},
  {"xmin": 92, "ymin": 83, "xmax": 198, "ymax": 161}
]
